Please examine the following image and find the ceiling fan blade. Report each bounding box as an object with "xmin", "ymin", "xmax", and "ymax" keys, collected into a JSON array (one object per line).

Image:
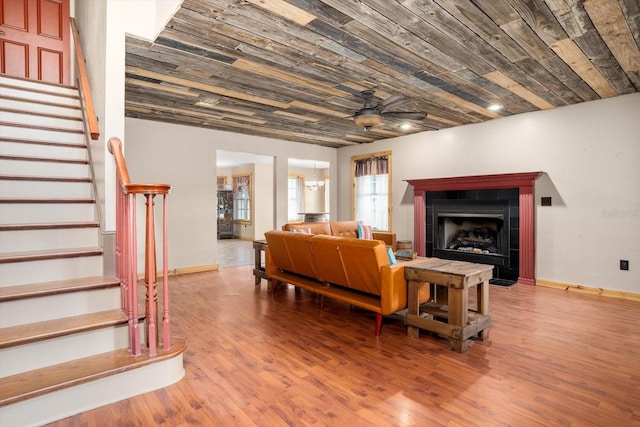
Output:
[
  {"xmin": 382, "ymin": 112, "xmax": 427, "ymax": 120},
  {"xmin": 377, "ymin": 94, "xmax": 407, "ymax": 111}
]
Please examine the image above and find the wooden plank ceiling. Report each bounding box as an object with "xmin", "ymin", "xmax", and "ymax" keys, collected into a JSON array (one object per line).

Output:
[{"xmin": 125, "ymin": 0, "xmax": 640, "ymax": 147}]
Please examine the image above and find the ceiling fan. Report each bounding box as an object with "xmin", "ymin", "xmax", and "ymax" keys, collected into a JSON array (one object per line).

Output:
[{"xmin": 352, "ymin": 89, "xmax": 427, "ymax": 131}]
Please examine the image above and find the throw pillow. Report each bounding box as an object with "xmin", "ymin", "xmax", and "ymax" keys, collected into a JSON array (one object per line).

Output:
[
  {"xmin": 386, "ymin": 247, "xmax": 397, "ymax": 265},
  {"xmin": 360, "ymin": 224, "xmax": 373, "ymax": 240},
  {"xmin": 290, "ymin": 227, "xmax": 312, "ymax": 234}
]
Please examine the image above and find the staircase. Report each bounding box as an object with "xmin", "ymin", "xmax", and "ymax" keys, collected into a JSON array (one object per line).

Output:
[{"xmin": 0, "ymin": 75, "xmax": 185, "ymax": 427}]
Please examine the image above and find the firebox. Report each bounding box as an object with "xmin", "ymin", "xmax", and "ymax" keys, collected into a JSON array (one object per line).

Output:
[{"xmin": 432, "ymin": 199, "xmax": 510, "ymax": 267}]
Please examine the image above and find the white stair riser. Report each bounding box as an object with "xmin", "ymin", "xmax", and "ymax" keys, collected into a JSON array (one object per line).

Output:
[
  {"xmin": 0, "ymin": 354, "xmax": 184, "ymax": 427},
  {"xmin": 0, "ymin": 255, "xmax": 103, "ymax": 287},
  {"xmin": 0, "ymin": 98, "xmax": 82, "ymax": 118},
  {"xmin": 0, "ymin": 111, "xmax": 83, "ymax": 131},
  {"xmin": 0, "ymin": 87, "xmax": 80, "ymax": 107},
  {"xmin": 0, "ymin": 159, "xmax": 89, "ymax": 178},
  {"xmin": 0, "ymin": 126, "xmax": 85, "ymax": 144},
  {"xmin": 0, "ymin": 141, "xmax": 87, "ymax": 160},
  {"xmin": 0, "ymin": 180, "xmax": 93, "ymax": 198},
  {"xmin": 0, "ymin": 76, "xmax": 79, "ymax": 97},
  {"xmin": 0, "ymin": 203, "xmax": 96, "ymax": 223},
  {"xmin": 0, "ymin": 324, "xmax": 130, "ymax": 377},
  {"xmin": 0, "ymin": 286, "xmax": 120, "ymax": 328},
  {"xmin": 0, "ymin": 227, "xmax": 99, "ymax": 253}
]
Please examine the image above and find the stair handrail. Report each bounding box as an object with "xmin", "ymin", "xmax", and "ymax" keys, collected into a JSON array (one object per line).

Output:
[
  {"xmin": 108, "ymin": 137, "xmax": 171, "ymax": 357},
  {"xmin": 70, "ymin": 17, "xmax": 99, "ymax": 141}
]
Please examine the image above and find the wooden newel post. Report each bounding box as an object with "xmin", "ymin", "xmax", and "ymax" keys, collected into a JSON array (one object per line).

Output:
[{"xmin": 145, "ymin": 194, "xmax": 158, "ymax": 356}]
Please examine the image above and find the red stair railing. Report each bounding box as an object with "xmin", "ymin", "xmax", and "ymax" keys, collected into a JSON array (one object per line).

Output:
[{"xmin": 108, "ymin": 137, "xmax": 171, "ymax": 356}]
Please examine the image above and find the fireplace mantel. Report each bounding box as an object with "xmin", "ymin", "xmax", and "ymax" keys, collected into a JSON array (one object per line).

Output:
[{"xmin": 406, "ymin": 172, "xmax": 542, "ymax": 285}]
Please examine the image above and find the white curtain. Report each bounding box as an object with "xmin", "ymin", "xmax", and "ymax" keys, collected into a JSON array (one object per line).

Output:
[{"xmin": 355, "ymin": 173, "xmax": 388, "ymax": 230}]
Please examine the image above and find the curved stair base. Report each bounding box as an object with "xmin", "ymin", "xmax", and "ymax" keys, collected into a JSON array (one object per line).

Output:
[{"xmin": 0, "ymin": 338, "xmax": 186, "ymax": 427}]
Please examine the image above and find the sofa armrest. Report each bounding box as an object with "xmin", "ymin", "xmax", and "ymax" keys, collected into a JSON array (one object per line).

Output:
[
  {"xmin": 373, "ymin": 231, "xmax": 396, "ymax": 251},
  {"xmin": 379, "ymin": 262, "xmax": 431, "ymax": 314}
]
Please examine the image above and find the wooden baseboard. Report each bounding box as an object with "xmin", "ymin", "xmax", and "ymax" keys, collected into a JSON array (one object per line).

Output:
[{"xmin": 536, "ymin": 279, "xmax": 640, "ymax": 302}]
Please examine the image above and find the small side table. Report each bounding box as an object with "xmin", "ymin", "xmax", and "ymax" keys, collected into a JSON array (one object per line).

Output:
[
  {"xmin": 404, "ymin": 258, "xmax": 493, "ymax": 353},
  {"xmin": 252, "ymin": 240, "xmax": 269, "ymax": 287}
]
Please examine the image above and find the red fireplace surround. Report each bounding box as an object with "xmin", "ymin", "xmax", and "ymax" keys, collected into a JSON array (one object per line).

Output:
[{"xmin": 406, "ymin": 172, "xmax": 542, "ymax": 285}]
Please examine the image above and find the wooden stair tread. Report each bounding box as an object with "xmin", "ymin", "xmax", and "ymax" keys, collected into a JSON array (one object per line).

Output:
[
  {"xmin": 0, "ymin": 107, "xmax": 82, "ymax": 122},
  {"xmin": 0, "ymin": 337, "xmax": 187, "ymax": 406},
  {"xmin": 0, "ymin": 75, "xmax": 78, "ymax": 91},
  {"xmin": 0, "ymin": 197, "xmax": 95, "ymax": 203},
  {"xmin": 0, "ymin": 154, "xmax": 88, "ymax": 164},
  {"xmin": 0, "ymin": 175, "xmax": 91, "ymax": 183},
  {"xmin": 0, "ymin": 247, "xmax": 103, "ymax": 264},
  {"xmin": 0, "ymin": 309, "xmax": 128, "ymax": 348},
  {"xmin": 0, "ymin": 121, "xmax": 84, "ymax": 134},
  {"xmin": 0, "ymin": 136, "xmax": 86, "ymax": 148},
  {"xmin": 0, "ymin": 221, "xmax": 99, "ymax": 231},
  {"xmin": 0, "ymin": 275, "xmax": 118, "ymax": 302},
  {"xmin": 0, "ymin": 82, "xmax": 79, "ymax": 99},
  {"xmin": 0, "ymin": 95, "xmax": 81, "ymax": 110}
]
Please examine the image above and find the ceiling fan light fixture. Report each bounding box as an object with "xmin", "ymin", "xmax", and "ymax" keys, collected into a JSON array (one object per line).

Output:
[
  {"xmin": 400, "ymin": 122, "xmax": 412, "ymax": 130},
  {"xmin": 353, "ymin": 108, "xmax": 382, "ymax": 130}
]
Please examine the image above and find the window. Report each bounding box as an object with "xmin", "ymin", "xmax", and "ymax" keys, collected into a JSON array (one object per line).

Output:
[
  {"xmin": 352, "ymin": 152, "xmax": 391, "ymax": 231},
  {"xmin": 288, "ymin": 175, "xmax": 304, "ymax": 221},
  {"xmin": 232, "ymin": 173, "xmax": 251, "ymax": 224}
]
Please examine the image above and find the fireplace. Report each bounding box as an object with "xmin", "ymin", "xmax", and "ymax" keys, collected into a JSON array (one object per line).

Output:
[{"xmin": 407, "ymin": 172, "xmax": 541, "ymax": 285}]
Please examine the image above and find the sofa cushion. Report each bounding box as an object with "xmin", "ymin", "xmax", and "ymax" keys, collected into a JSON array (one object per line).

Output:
[
  {"xmin": 309, "ymin": 235, "xmax": 388, "ymax": 296},
  {"xmin": 264, "ymin": 231, "xmax": 318, "ymax": 279},
  {"xmin": 329, "ymin": 221, "xmax": 359, "ymax": 238},
  {"xmin": 282, "ymin": 222, "xmax": 331, "ymax": 235}
]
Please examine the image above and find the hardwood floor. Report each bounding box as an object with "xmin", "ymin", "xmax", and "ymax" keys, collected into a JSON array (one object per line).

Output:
[{"xmin": 47, "ymin": 267, "xmax": 640, "ymax": 426}]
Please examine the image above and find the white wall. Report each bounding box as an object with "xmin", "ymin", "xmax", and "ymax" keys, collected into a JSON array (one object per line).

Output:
[
  {"xmin": 337, "ymin": 93, "xmax": 640, "ymax": 293},
  {"xmin": 253, "ymin": 162, "xmax": 274, "ymax": 240},
  {"xmin": 125, "ymin": 118, "xmax": 336, "ymax": 270},
  {"xmin": 124, "ymin": 0, "xmax": 181, "ymax": 41}
]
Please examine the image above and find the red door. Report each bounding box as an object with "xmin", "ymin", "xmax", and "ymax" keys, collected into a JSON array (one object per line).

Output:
[{"xmin": 0, "ymin": 0, "xmax": 70, "ymax": 85}]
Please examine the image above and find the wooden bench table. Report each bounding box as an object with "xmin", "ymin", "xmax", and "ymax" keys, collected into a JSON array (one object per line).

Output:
[{"xmin": 404, "ymin": 258, "xmax": 493, "ymax": 353}]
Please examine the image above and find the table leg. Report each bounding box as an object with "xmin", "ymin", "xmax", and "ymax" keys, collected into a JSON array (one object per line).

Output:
[
  {"xmin": 407, "ymin": 280, "xmax": 421, "ymax": 338},
  {"xmin": 254, "ymin": 246, "xmax": 262, "ymax": 285},
  {"xmin": 477, "ymin": 280, "xmax": 490, "ymax": 340},
  {"xmin": 447, "ymin": 287, "xmax": 469, "ymax": 353}
]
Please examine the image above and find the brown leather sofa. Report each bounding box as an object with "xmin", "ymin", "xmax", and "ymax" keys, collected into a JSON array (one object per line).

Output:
[
  {"xmin": 282, "ymin": 220, "xmax": 397, "ymax": 251},
  {"xmin": 264, "ymin": 230, "xmax": 429, "ymax": 336}
]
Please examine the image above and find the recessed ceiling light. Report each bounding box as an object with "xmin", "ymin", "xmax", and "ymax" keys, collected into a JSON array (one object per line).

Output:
[
  {"xmin": 488, "ymin": 104, "xmax": 503, "ymax": 111},
  {"xmin": 200, "ymin": 96, "xmax": 219, "ymax": 105},
  {"xmin": 400, "ymin": 123, "xmax": 412, "ymax": 130}
]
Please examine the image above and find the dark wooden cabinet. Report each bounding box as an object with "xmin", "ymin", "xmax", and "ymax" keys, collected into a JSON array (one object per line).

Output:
[{"xmin": 217, "ymin": 190, "xmax": 234, "ymax": 239}]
